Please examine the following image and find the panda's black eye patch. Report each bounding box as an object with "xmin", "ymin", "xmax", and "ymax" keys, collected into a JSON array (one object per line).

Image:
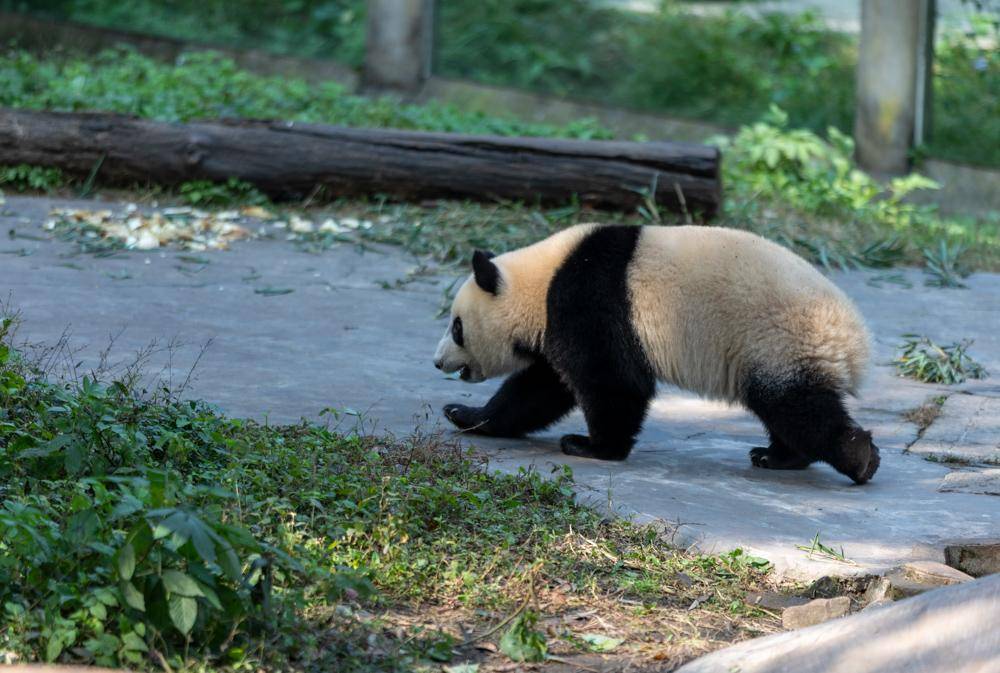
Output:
[{"xmin": 452, "ymin": 317, "xmax": 464, "ymax": 347}]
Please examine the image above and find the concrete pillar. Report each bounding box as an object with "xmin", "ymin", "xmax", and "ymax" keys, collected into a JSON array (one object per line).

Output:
[
  {"xmin": 362, "ymin": 0, "xmax": 433, "ymax": 95},
  {"xmin": 854, "ymin": 0, "xmax": 933, "ymax": 175}
]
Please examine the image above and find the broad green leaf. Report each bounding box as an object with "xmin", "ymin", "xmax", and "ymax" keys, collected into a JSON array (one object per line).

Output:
[
  {"xmin": 94, "ymin": 587, "xmax": 118, "ymax": 606},
  {"xmin": 122, "ymin": 630, "xmax": 149, "ymax": 653},
  {"xmin": 117, "ymin": 542, "xmax": 136, "ymax": 580},
  {"xmin": 444, "ymin": 664, "xmax": 479, "ymax": 673},
  {"xmin": 198, "ymin": 581, "xmax": 223, "ymax": 610},
  {"xmin": 217, "ymin": 543, "xmax": 242, "ymax": 581},
  {"xmin": 89, "ymin": 601, "xmax": 107, "ymax": 621},
  {"xmin": 499, "ymin": 611, "xmax": 547, "ymax": 663},
  {"xmin": 161, "ymin": 569, "xmax": 204, "ymax": 597},
  {"xmin": 121, "ymin": 581, "xmax": 146, "ymax": 611},
  {"xmin": 45, "ymin": 635, "xmax": 64, "ymax": 662},
  {"xmin": 580, "ymin": 633, "xmax": 623, "ymax": 653},
  {"xmin": 66, "ymin": 509, "xmax": 100, "ymax": 545},
  {"xmin": 189, "ymin": 519, "xmax": 216, "ymax": 564},
  {"xmin": 19, "ymin": 433, "xmax": 70, "ymax": 458},
  {"xmin": 168, "ymin": 594, "xmax": 198, "ymax": 635}
]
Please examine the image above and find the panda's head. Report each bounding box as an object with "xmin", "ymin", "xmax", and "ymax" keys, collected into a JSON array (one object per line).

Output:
[{"xmin": 433, "ymin": 250, "xmax": 532, "ymax": 382}]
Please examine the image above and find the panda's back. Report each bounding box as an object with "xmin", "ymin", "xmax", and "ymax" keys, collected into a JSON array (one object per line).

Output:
[{"xmin": 626, "ymin": 226, "xmax": 870, "ymax": 401}]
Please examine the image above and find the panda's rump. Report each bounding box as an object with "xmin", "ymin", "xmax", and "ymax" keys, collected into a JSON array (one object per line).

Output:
[{"xmin": 627, "ymin": 226, "xmax": 870, "ymax": 401}]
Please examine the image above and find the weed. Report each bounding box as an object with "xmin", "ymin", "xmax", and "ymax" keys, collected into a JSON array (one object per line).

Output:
[
  {"xmin": 903, "ymin": 395, "xmax": 948, "ymax": 434},
  {"xmin": 796, "ymin": 533, "xmax": 854, "ymax": 565},
  {"xmin": 894, "ymin": 335, "xmax": 988, "ymax": 384}
]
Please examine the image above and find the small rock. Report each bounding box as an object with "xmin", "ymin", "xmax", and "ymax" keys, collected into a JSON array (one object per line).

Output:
[
  {"xmin": 862, "ymin": 576, "xmax": 892, "ymax": 605},
  {"xmin": 945, "ymin": 542, "xmax": 1000, "ymax": 578},
  {"xmin": 805, "ymin": 575, "xmax": 842, "ymax": 598},
  {"xmin": 674, "ymin": 571, "xmax": 695, "ymax": 587},
  {"xmin": 781, "ymin": 596, "xmax": 851, "ymax": 629},
  {"xmin": 745, "ymin": 591, "xmax": 809, "ymax": 611},
  {"xmin": 885, "ymin": 561, "xmax": 974, "ymax": 598}
]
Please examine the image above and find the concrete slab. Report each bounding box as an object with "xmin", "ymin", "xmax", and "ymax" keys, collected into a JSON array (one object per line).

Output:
[
  {"xmin": 910, "ymin": 395, "xmax": 1000, "ymax": 465},
  {"xmin": 676, "ymin": 574, "xmax": 1000, "ymax": 673},
  {"xmin": 2, "ymin": 195, "xmax": 999, "ymax": 580},
  {"xmin": 939, "ymin": 469, "xmax": 1000, "ymax": 496}
]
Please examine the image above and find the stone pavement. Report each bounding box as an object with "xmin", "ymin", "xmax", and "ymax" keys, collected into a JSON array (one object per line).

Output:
[
  {"xmin": 2, "ymin": 195, "xmax": 998, "ymax": 579},
  {"xmin": 676, "ymin": 573, "xmax": 1000, "ymax": 673}
]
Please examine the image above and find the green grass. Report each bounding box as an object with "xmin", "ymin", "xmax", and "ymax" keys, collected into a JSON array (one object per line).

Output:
[
  {"xmin": 3, "ymin": 0, "xmax": 997, "ymax": 166},
  {"xmin": 0, "ymin": 311, "xmax": 780, "ymax": 671}
]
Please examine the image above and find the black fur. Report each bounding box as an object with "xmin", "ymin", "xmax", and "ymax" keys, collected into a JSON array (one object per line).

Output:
[
  {"xmin": 472, "ymin": 250, "xmax": 500, "ymax": 295},
  {"xmin": 545, "ymin": 226, "xmax": 655, "ymax": 460},
  {"xmin": 744, "ymin": 370, "xmax": 880, "ymax": 484},
  {"xmin": 443, "ymin": 359, "xmax": 576, "ymax": 437}
]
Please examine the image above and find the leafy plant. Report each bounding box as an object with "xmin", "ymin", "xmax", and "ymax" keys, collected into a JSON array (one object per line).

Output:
[
  {"xmin": 0, "ymin": 48, "xmax": 611, "ymax": 140},
  {"xmin": 179, "ymin": 178, "xmax": 268, "ymax": 208},
  {"xmin": 894, "ymin": 335, "xmax": 988, "ymax": 384},
  {"xmin": 718, "ymin": 106, "xmax": 940, "ymax": 231},
  {"xmin": 922, "ymin": 241, "xmax": 970, "ymax": 288},
  {"xmin": 499, "ymin": 610, "xmax": 547, "ymax": 663},
  {"xmin": 0, "ymin": 164, "xmax": 66, "ymax": 192}
]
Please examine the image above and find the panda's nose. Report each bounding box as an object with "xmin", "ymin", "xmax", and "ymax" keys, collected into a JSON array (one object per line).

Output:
[{"xmin": 434, "ymin": 359, "xmax": 444, "ymax": 370}]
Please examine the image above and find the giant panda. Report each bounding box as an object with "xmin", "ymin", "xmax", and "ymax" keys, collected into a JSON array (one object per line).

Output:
[{"xmin": 433, "ymin": 224, "xmax": 880, "ymax": 484}]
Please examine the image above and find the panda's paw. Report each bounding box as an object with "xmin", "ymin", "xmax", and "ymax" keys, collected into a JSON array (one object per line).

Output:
[
  {"xmin": 842, "ymin": 430, "xmax": 880, "ymax": 485},
  {"xmin": 560, "ymin": 434, "xmax": 594, "ymax": 457},
  {"xmin": 443, "ymin": 404, "xmax": 490, "ymax": 433},
  {"xmin": 749, "ymin": 446, "xmax": 770, "ymax": 468},
  {"xmin": 560, "ymin": 434, "xmax": 630, "ymax": 461},
  {"xmin": 749, "ymin": 445, "xmax": 811, "ymax": 470}
]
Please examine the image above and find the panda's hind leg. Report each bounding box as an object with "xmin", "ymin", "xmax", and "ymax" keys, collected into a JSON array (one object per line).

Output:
[{"xmin": 745, "ymin": 371, "xmax": 880, "ymax": 484}]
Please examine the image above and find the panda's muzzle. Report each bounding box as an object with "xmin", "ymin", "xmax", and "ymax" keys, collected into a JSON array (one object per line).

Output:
[{"xmin": 459, "ymin": 365, "xmax": 471, "ymax": 380}]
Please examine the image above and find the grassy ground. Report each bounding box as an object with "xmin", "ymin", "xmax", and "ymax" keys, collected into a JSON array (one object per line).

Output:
[
  {"xmin": 3, "ymin": 0, "xmax": 997, "ymax": 167},
  {"xmin": 0, "ymin": 310, "xmax": 787, "ymax": 672}
]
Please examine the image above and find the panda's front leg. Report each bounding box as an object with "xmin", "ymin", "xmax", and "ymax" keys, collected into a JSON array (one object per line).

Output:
[
  {"xmin": 560, "ymin": 383, "xmax": 654, "ymax": 460},
  {"xmin": 443, "ymin": 359, "xmax": 576, "ymax": 437}
]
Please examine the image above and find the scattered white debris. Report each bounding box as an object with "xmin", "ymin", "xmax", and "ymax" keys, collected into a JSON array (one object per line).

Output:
[
  {"xmin": 289, "ymin": 215, "xmax": 315, "ymax": 233},
  {"xmin": 44, "ymin": 204, "xmax": 376, "ymax": 252},
  {"xmin": 47, "ymin": 206, "xmax": 254, "ymax": 251}
]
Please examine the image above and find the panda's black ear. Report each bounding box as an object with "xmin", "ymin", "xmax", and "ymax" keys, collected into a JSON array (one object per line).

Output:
[{"xmin": 472, "ymin": 249, "xmax": 500, "ymax": 295}]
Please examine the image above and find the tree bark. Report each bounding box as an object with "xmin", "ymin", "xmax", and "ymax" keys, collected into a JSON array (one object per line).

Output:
[{"xmin": 0, "ymin": 108, "xmax": 722, "ymax": 216}]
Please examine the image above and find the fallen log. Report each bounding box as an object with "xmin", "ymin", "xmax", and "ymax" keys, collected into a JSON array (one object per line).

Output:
[{"xmin": 0, "ymin": 108, "xmax": 722, "ymax": 216}]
